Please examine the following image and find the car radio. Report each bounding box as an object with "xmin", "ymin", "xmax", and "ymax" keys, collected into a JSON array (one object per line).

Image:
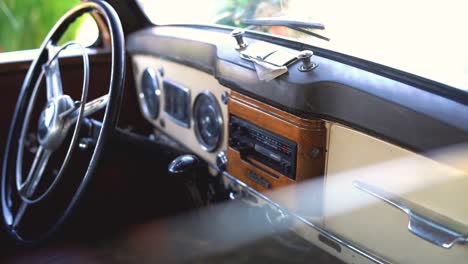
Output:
[
  {"xmin": 227, "ymin": 91, "xmax": 326, "ymax": 193},
  {"xmin": 229, "ymin": 115, "xmax": 297, "ymax": 180}
]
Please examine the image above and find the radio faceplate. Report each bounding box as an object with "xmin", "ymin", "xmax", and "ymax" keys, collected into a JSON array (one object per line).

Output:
[
  {"xmin": 229, "ymin": 115, "xmax": 297, "ymax": 179},
  {"xmin": 227, "ymin": 91, "xmax": 326, "ymax": 193}
]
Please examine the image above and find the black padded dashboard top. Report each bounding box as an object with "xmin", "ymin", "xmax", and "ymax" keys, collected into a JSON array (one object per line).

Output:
[{"xmin": 127, "ymin": 25, "xmax": 468, "ymax": 153}]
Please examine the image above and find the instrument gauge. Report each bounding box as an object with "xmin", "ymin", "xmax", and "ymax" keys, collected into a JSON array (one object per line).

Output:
[
  {"xmin": 193, "ymin": 91, "xmax": 223, "ymax": 152},
  {"xmin": 139, "ymin": 67, "xmax": 161, "ymax": 119}
]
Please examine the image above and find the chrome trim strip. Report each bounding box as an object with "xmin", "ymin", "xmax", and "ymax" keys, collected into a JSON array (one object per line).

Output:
[
  {"xmin": 354, "ymin": 180, "xmax": 468, "ymax": 249},
  {"xmin": 222, "ymin": 171, "xmax": 391, "ymax": 264}
]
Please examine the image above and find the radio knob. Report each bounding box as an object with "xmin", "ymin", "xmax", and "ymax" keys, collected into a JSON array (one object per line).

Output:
[
  {"xmin": 229, "ymin": 138, "xmax": 239, "ymax": 147},
  {"xmin": 238, "ymin": 142, "xmax": 253, "ymax": 157},
  {"xmin": 238, "ymin": 141, "xmax": 248, "ymax": 148},
  {"xmin": 238, "ymin": 126, "xmax": 248, "ymax": 136},
  {"xmin": 229, "ymin": 122, "xmax": 239, "ymax": 131},
  {"xmin": 280, "ymin": 161, "xmax": 292, "ymax": 174}
]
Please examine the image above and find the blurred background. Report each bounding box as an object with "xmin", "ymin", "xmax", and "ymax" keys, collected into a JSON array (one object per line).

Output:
[
  {"xmin": 0, "ymin": 0, "xmax": 96, "ymax": 52},
  {"xmin": 1, "ymin": 0, "xmax": 466, "ymax": 90}
]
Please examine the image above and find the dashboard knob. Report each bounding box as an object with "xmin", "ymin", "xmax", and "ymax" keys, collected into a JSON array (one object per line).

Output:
[
  {"xmin": 297, "ymin": 50, "xmax": 317, "ymax": 72},
  {"xmin": 216, "ymin": 151, "xmax": 228, "ymax": 171},
  {"xmin": 230, "ymin": 28, "xmax": 248, "ymax": 50},
  {"xmin": 168, "ymin": 154, "xmax": 199, "ymax": 174}
]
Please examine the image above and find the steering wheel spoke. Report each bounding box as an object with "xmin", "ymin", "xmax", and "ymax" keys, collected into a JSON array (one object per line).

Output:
[
  {"xmin": 44, "ymin": 43, "xmax": 64, "ymax": 101},
  {"xmin": 63, "ymin": 94, "xmax": 109, "ymax": 129},
  {"xmin": 83, "ymin": 94, "xmax": 109, "ymax": 116},
  {"xmin": 13, "ymin": 201, "xmax": 28, "ymax": 229},
  {"xmin": 19, "ymin": 146, "xmax": 52, "ymax": 198}
]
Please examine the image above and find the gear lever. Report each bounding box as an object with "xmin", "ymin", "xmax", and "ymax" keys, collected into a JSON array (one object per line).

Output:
[{"xmin": 168, "ymin": 155, "xmax": 204, "ymax": 208}]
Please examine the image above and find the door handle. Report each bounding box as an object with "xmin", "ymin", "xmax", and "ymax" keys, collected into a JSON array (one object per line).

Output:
[{"xmin": 353, "ymin": 180, "xmax": 468, "ymax": 249}]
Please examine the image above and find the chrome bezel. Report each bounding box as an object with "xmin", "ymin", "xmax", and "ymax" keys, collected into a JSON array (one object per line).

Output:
[
  {"xmin": 193, "ymin": 91, "xmax": 224, "ymax": 152},
  {"xmin": 138, "ymin": 67, "xmax": 161, "ymax": 120}
]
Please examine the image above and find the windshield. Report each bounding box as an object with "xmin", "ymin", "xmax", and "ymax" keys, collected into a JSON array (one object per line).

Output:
[{"xmin": 138, "ymin": 0, "xmax": 468, "ymax": 92}]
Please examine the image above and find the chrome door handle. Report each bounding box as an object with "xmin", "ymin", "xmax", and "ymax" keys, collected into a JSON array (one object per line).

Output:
[{"xmin": 353, "ymin": 180, "xmax": 468, "ymax": 249}]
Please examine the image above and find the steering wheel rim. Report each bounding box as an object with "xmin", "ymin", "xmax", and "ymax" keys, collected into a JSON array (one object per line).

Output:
[{"xmin": 1, "ymin": 0, "xmax": 125, "ymax": 244}]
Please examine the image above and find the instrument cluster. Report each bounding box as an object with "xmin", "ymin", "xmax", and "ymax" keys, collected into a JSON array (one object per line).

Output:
[{"xmin": 132, "ymin": 55, "xmax": 230, "ymax": 166}]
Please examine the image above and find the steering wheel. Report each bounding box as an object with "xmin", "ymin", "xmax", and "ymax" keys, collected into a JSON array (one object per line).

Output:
[{"xmin": 1, "ymin": 1, "xmax": 125, "ymax": 244}]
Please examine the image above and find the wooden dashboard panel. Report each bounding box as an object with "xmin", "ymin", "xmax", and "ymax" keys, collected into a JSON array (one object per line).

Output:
[{"xmin": 227, "ymin": 91, "xmax": 326, "ymax": 193}]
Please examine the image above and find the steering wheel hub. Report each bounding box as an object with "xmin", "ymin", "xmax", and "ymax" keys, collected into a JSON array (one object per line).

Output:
[{"xmin": 37, "ymin": 96, "xmax": 74, "ymax": 151}]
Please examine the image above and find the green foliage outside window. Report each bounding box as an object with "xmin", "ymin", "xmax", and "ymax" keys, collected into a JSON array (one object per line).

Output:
[{"xmin": 0, "ymin": 0, "xmax": 81, "ymax": 52}]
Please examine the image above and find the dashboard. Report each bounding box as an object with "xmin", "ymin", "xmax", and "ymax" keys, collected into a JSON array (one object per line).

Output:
[
  {"xmin": 132, "ymin": 54, "xmax": 327, "ymax": 193},
  {"xmin": 128, "ymin": 26, "xmax": 468, "ymax": 264}
]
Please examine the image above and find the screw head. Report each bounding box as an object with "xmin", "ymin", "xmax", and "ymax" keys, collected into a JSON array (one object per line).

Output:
[
  {"xmin": 158, "ymin": 67, "xmax": 164, "ymax": 77},
  {"xmin": 309, "ymin": 147, "xmax": 322, "ymax": 158}
]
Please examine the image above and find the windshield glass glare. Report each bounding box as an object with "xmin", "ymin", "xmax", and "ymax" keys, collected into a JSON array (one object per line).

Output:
[{"xmin": 138, "ymin": 0, "xmax": 468, "ymax": 92}]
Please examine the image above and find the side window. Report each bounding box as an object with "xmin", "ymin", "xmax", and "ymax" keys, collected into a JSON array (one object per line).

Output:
[{"xmin": 0, "ymin": 0, "xmax": 98, "ymax": 53}]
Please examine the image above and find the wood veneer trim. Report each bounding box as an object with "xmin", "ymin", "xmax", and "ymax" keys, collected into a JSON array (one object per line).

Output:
[
  {"xmin": 230, "ymin": 91, "xmax": 324, "ymax": 129},
  {"xmin": 227, "ymin": 148, "xmax": 295, "ymax": 192}
]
